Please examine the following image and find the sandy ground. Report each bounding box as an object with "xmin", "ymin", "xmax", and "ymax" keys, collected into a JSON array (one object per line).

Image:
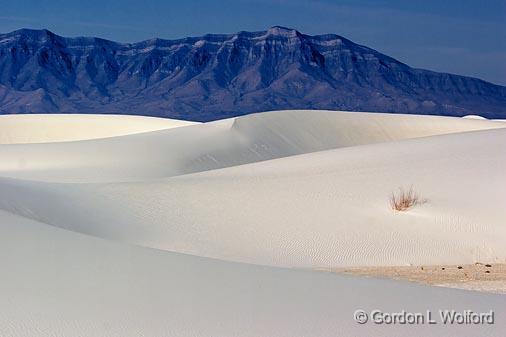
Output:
[
  {"xmin": 332, "ymin": 263, "xmax": 506, "ymax": 294},
  {"xmin": 2, "ymin": 209, "xmax": 505, "ymax": 337},
  {"xmin": 0, "ymin": 113, "xmax": 197, "ymax": 144},
  {"xmin": 1, "ymin": 111, "xmax": 505, "ymax": 268},
  {"xmin": 2, "ymin": 125, "xmax": 504, "ymax": 268},
  {"xmin": 1, "ymin": 110, "xmax": 504, "ymax": 182},
  {"xmin": 1, "ymin": 111, "xmax": 505, "ymax": 337}
]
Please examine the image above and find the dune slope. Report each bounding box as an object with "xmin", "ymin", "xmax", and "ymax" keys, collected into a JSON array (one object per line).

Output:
[
  {"xmin": 1, "ymin": 110, "xmax": 506, "ymax": 336},
  {"xmin": 0, "ymin": 112, "xmax": 505, "ymax": 268},
  {"xmin": 0, "ymin": 113, "xmax": 198, "ymax": 144},
  {"xmin": 0, "ymin": 110, "xmax": 503, "ymax": 182},
  {"xmin": 1, "ymin": 209, "xmax": 504, "ymax": 337}
]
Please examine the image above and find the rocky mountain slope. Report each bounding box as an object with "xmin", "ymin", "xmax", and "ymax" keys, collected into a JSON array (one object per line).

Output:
[{"xmin": 0, "ymin": 26, "xmax": 505, "ymax": 121}]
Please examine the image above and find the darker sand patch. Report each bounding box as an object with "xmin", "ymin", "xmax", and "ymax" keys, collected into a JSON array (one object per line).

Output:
[{"xmin": 331, "ymin": 263, "xmax": 506, "ymax": 294}]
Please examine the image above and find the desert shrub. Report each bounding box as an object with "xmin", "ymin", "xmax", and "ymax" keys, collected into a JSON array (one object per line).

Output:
[{"xmin": 390, "ymin": 186, "xmax": 420, "ymax": 211}]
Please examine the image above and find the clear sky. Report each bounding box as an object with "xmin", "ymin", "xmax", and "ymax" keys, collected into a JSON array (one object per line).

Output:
[{"xmin": 1, "ymin": 0, "xmax": 505, "ymax": 85}]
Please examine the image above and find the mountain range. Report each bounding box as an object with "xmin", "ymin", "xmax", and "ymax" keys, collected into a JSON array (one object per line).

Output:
[{"xmin": 0, "ymin": 26, "xmax": 505, "ymax": 121}]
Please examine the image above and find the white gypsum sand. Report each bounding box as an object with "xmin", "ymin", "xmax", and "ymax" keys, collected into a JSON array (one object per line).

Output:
[
  {"xmin": 0, "ymin": 110, "xmax": 503, "ymax": 182},
  {"xmin": 0, "ymin": 111, "xmax": 505, "ymax": 336},
  {"xmin": 0, "ymin": 112, "xmax": 505, "ymax": 268},
  {"xmin": 1, "ymin": 209, "xmax": 505, "ymax": 337},
  {"xmin": 0, "ymin": 113, "xmax": 198, "ymax": 144}
]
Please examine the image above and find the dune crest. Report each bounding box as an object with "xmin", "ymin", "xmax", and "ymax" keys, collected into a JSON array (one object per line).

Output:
[
  {"xmin": 0, "ymin": 113, "xmax": 197, "ymax": 144},
  {"xmin": 1, "ymin": 110, "xmax": 505, "ymax": 337},
  {"xmin": 0, "ymin": 110, "xmax": 505, "ymax": 269},
  {"xmin": 0, "ymin": 110, "xmax": 503, "ymax": 182}
]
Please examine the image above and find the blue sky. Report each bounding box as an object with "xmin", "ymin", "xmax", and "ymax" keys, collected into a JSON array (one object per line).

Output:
[{"xmin": 1, "ymin": 0, "xmax": 505, "ymax": 85}]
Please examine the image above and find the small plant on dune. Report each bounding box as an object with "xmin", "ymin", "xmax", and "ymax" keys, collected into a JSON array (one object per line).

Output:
[{"xmin": 390, "ymin": 186, "xmax": 421, "ymax": 211}]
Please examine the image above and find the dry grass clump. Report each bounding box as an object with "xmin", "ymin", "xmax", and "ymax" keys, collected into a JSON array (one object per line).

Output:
[{"xmin": 390, "ymin": 186, "xmax": 421, "ymax": 211}]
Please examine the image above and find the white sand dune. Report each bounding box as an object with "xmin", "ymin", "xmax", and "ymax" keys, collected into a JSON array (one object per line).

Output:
[
  {"xmin": 1, "ymin": 127, "xmax": 505, "ymax": 268},
  {"xmin": 1, "ymin": 209, "xmax": 504, "ymax": 337},
  {"xmin": 1, "ymin": 111, "xmax": 505, "ymax": 336},
  {"xmin": 0, "ymin": 113, "xmax": 197, "ymax": 144},
  {"xmin": 0, "ymin": 110, "xmax": 503, "ymax": 182}
]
